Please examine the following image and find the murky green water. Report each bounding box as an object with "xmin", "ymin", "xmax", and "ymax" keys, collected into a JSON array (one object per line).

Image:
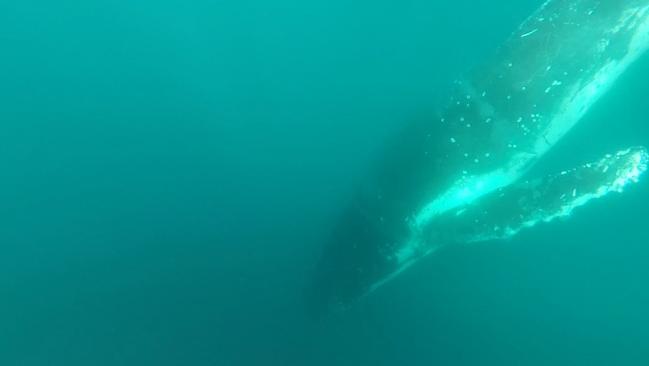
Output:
[{"xmin": 1, "ymin": 0, "xmax": 648, "ymax": 365}]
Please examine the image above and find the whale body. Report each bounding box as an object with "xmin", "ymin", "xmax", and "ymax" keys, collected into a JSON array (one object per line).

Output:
[{"xmin": 310, "ymin": 0, "xmax": 649, "ymax": 313}]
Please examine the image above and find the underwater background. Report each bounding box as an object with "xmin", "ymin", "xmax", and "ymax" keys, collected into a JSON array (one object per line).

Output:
[{"xmin": 1, "ymin": 0, "xmax": 649, "ymax": 365}]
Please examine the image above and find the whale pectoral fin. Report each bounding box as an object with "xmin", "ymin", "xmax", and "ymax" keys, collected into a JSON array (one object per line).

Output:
[{"xmin": 432, "ymin": 147, "xmax": 648, "ymax": 244}]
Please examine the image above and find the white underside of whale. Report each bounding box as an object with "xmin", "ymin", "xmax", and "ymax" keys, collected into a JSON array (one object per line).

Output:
[{"xmin": 386, "ymin": 3, "xmax": 649, "ymax": 286}]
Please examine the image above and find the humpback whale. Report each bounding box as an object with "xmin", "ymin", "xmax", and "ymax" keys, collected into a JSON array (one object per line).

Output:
[{"xmin": 310, "ymin": 0, "xmax": 649, "ymax": 314}]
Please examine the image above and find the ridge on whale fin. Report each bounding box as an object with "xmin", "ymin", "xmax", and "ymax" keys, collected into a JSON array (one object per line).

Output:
[
  {"xmin": 427, "ymin": 147, "xmax": 648, "ymax": 246},
  {"xmin": 362, "ymin": 149, "xmax": 649, "ymax": 297}
]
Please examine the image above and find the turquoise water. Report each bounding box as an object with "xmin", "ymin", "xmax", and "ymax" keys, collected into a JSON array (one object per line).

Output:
[{"xmin": 2, "ymin": 0, "xmax": 649, "ymax": 365}]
